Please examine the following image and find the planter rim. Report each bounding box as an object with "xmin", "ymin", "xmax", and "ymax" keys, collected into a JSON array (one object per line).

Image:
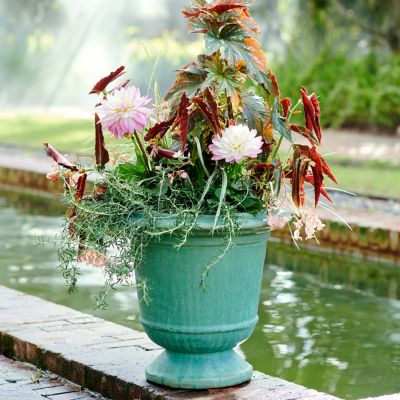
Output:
[{"xmin": 145, "ymin": 212, "xmax": 268, "ymax": 232}]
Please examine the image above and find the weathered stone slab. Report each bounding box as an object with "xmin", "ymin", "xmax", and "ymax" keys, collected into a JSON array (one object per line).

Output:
[{"xmin": 0, "ymin": 285, "xmax": 341, "ymax": 400}]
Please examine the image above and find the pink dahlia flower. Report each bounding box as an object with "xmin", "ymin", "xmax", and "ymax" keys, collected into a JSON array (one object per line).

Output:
[
  {"xmin": 209, "ymin": 124, "xmax": 263, "ymax": 163},
  {"xmin": 96, "ymin": 86, "xmax": 152, "ymax": 139}
]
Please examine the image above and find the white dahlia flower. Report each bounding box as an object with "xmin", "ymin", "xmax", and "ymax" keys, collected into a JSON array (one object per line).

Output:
[{"xmin": 209, "ymin": 124, "xmax": 263, "ymax": 163}]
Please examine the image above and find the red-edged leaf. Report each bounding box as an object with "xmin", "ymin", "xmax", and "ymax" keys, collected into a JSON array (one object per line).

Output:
[
  {"xmin": 253, "ymin": 163, "xmax": 273, "ymax": 174},
  {"xmin": 75, "ymin": 174, "xmax": 87, "ymax": 201},
  {"xmin": 204, "ymin": 88, "xmax": 221, "ymax": 133},
  {"xmin": 148, "ymin": 146, "xmax": 176, "ymax": 161},
  {"xmin": 157, "ymin": 148, "xmax": 176, "ymax": 159},
  {"xmin": 144, "ymin": 115, "xmax": 177, "ymax": 142},
  {"xmin": 301, "ymin": 87, "xmax": 314, "ymax": 131},
  {"xmin": 309, "ymin": 146, "xmax": 338, "ymax": 184},
  {"xmin": 177, "ymin": 94, "xmax": 190, "ymax": 153},
  {"xmin": 183, "ymin": 3, "xmax": 246, "ymax": 19},
  {"xmin": 301, "ymin": 87, "xmax": 322, "ymax": 143},
  {"xmin": 269, "ymin": 71, "xmax": 280, "ymax": 98},
  {"xmin": 66, "ymin": 173, "xmax": 87, "ymax": 241},
  {"xmin": 305, "ymin": 174, "xmax": 333, "ymax": 203},
  {"xmin": 310, "ymin": 93, "xmax": 321, "ymax": 117},
  {"xmin": 305, "ymin": 111, "xmax": 313, "ymax": 133},
  {"xmin": 320, "ymin": 156, "xmax": 338, "ymax": 184},
  {"xmin": 43, "ymin": 143, "xmax": 77, "ymax": 171},
  {"xmin": 210, "ymin": 4, "xmax": 246, "ymax": 14},
  {"xmin": 310, "ymin": 146, "xmax": 323, "ymax": 206},
  {"xmin": 281, "ymin": 98, "xmax": 291, "ymax": 118},
  {"xmin": 89, "ymin": 66, "xmax": 125, "ymax": 95},
  {"xmin": 291, "ymin": 148, "xmax": 310, "ymax": 208},
  {"xmin": 290, "ymin": 125, "xmax": 318, "ymax": 146},
  {"xmin": 310, "ymin": 93, "xmax": 321, "ymax": 142},
  {"xmin": 95, "ymin": 114, "xmax": 109, "ymax": 168},
  {"xmin": 164, "ymin": 63, "xmax": 205, "ymax": 107},
  {"xmin": 311, "ymin": 164, "xmax": 323, "ymax": 206},
  {"xmin": 182, "ymin": 9, "xmax": 202, "ymax": 18},
  {"xmin": 192, "ymin": 97, "xmax": 221, "ymax": 134}
]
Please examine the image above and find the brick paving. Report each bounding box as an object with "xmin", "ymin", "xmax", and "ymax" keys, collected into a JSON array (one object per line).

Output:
[
  {"xmin": 0, "ymin": 285, "xmax": 341, "ymax": 400},
  {"xmin": 0, "ymin": 355, "xmax": 103, "ymax": 400}
]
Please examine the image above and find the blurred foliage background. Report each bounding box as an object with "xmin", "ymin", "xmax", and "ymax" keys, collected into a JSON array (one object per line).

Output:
[{"xmin": 0, "ymin": 0, "xmax": 399, "ymax": 132}]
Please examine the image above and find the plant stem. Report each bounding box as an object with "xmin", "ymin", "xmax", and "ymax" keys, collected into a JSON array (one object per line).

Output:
[
  {"xmin": 271, "ymin": 134, "xmax": 284, "ymax": 160},
  {"xmin": 288, "ymin": 98, "xmax": 302, "ymax": 121},
  {"xmin": 133, "ymin": 130, "xmax": 150, "ymax": 173},
  {"xmin": 271, "ymin": 98, "xmax": 303, "ymax": 160}
]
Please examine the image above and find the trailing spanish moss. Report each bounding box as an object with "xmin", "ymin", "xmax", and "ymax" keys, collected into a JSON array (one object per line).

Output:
[{"xmin": 57, "ymin": 165, "xmax": 241, "ymax": 308}]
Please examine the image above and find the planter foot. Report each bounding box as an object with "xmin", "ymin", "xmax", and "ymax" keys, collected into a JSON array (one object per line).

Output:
[{"xmin": 146, "ymin": 349, "xmax": 253, "ymax": 389}]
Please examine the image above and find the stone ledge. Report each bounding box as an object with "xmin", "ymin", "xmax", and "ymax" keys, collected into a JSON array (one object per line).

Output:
[
  {"xmin": 271, "ymin": 214, "xmax": 400, "ymax": 264},
  {"xmin": 0, "ymin": 285, "xmax": 340, "ymax": 400},
  {"xmin": 2, "ymin": 162, "xmax": 399, "ymax": 264}
]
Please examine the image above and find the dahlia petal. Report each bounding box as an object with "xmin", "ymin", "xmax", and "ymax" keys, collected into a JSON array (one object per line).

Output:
[
  {"xmin": 133, "ymin": 112, "xmax": 148, "ymax": 126},
  {"xmin": 95, "ymin": 86, "xmax": 153, "ymax": 138},
  {"xmin": 208, "ymin": 124, "xmax": 264, "ymax": 163}
]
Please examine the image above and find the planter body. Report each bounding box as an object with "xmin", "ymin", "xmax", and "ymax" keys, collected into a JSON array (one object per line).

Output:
[{"xmin": 135, "ymin": 214, "xmax": 269, "ymax": 389}]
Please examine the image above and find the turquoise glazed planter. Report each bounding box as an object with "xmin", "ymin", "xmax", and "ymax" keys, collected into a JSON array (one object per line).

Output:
[{"xmin": 135, "ymin": 214, "xmax": 269, "ymax": 389}]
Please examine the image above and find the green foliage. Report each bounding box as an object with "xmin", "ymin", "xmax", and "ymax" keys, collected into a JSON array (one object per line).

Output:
[
  {"xmin": 241, "ymin": 88, "xmax": 268, "ymax": 133},
  {"xmin": 165, "ymin": 64, "xmax": 207, "ymax": 108},
  {"xmin": 271, "ymin": 101, "xmax": 292, "ymax": 142},
  {"xmin": 274, "ymin": 52, "xmax": 400, "ymax": 131},
  {"xmin": 183, "ymin": 0, "xmax": 271, "ymax": 88},
  {"xmin": 58, "ymin": 165, "xmax": 247, "ymax": 308},
  {"xmin": 204, "ymin": 24, "xmax": 268, "ymax": 86},
  {"xmin": 48, "ymin": 0, "xmax": 340, "ymax": 307},
  {"xmin": 201, "ymin": 54, "xmax": 243, "ymax": 96}
]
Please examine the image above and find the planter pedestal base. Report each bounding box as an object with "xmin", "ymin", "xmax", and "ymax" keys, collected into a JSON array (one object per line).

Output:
[{"xmin": 146, "ymin": 349, "xmax": 253, "ymax": 389}]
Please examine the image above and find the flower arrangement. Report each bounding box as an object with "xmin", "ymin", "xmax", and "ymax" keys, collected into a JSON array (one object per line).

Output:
[{"xmin": 45, "ymin": 0, "xmax": 337, "ymax": 308}]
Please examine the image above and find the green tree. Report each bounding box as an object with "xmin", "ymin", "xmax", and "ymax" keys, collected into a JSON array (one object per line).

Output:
[{"xmin": 331, "ymin": 0, "xmax": 400, "ymax": 54}]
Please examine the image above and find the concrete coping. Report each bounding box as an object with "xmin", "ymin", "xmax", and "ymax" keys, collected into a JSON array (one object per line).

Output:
[{"xmin": 0, "ymin": 285, "xmax": 342, "ymax": 400}]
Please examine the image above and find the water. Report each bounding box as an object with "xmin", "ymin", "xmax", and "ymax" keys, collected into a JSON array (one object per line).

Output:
[{"xmin": 1, "ymin": 188, "xmax": 400, "ymax": 400}]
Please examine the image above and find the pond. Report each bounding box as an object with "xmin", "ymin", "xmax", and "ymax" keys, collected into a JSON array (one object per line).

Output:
[{"xmin": 1, "ymin": 187, "xmax": 400, "ymax": 400}]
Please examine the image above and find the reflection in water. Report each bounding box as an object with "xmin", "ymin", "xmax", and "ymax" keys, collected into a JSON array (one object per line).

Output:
[
  {"xmin": 1, "ymin": 189, "xmax": 400, "ymax": 399},
  {"xmin": 243, "ymin": 265, "xmax": 400, "ymax": 399},
  {"xmin": 0, "ymin": 189, "xmax": 141, "ymax": 329}
]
